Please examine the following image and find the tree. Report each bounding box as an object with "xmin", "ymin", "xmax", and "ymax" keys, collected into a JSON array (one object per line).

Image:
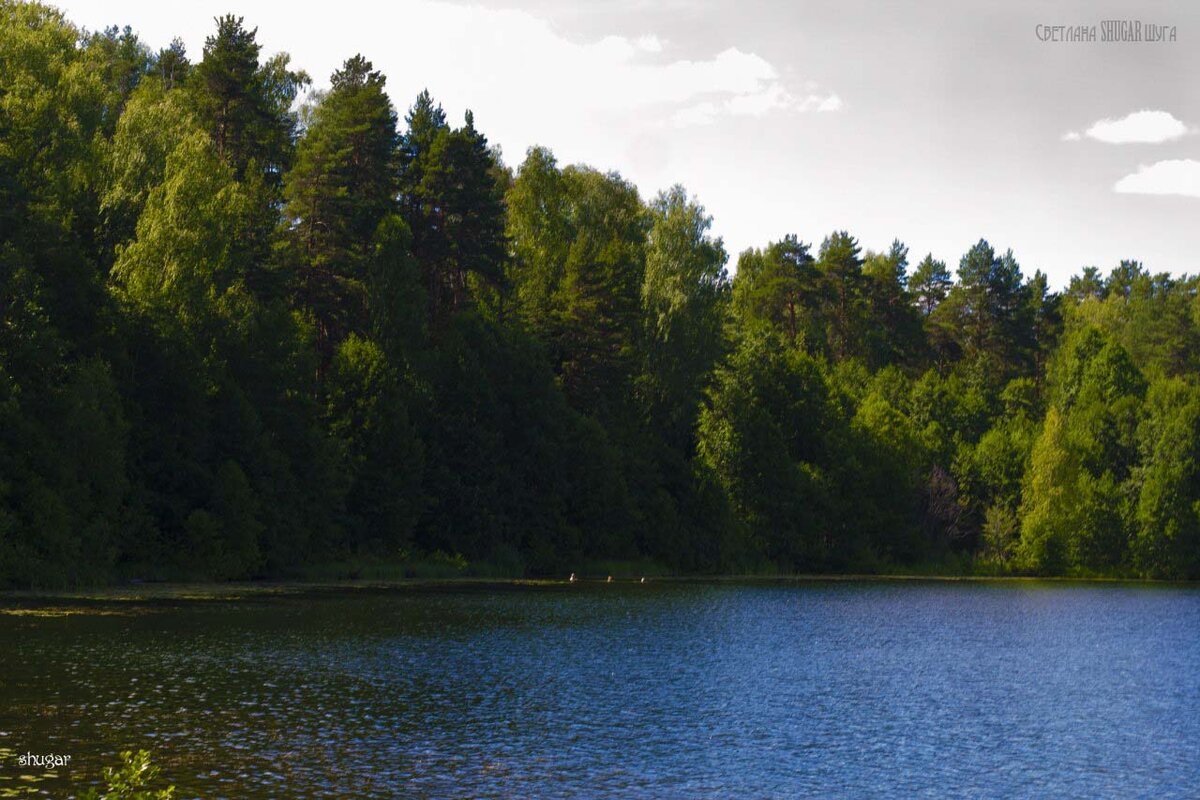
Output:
[
  {"xmin": 417, "ymin": 314, "xmax": 637, "ymax": 572},
  {"xmin": 731, "ymin": 235, "xmax": 820, "ymax": 348},
  {"xmin": 698, "ymin": 332, "xmax": 841, "ymax": 570},
  {"xmin": 862, "ymin": 239, "xmax": 925, "ymax": 368},
  {"xmin": 1066, "ymin": 266, "xmax": 1105, "ymax": 304},
  {"xmin": 1, "ymin": 0, "xmax": 110, "ymax": 343},
  {"xmin": 283, "ymin": 54, "xmax": 399, "ymax": 368},
  {"xmin": 101, "ymin": 76, "xmax": 200, "ymax": 251},
  {"xmin": 107, "ymin": 67, "xmax": 342, "ymax": 581},
  {"xmin": 399, "ymin": 92, "xmax": 507, "ymax": 328},
  {"xmin": 1132, "ymin": 380, "xmax": 1200, "ymax": 578},
  {"xmin": 368, "ymin": 214, "xmax": 426, "ymax": 366},
  {"xmin": 185, "ymin": 461, "xmax": 263, "ymax": 580},
  {"xmin": 1017, "ymin": 327, "xmax": 1145, "ymax": 572},
  {"xmin": 153, "ymin": 37, "xmax": 190, "ymax": 89},
  {"xmin": 1071, "ymin": 263, "xmax": 1200, "ymax": 379},
  {"xmin": 957, "ymin": 379, "xmax": 1039, "ymax": 560},
  {"xmin": 947, "ymin": 240, "xmax": 1031, "ymax": 382},
  {"xmin": 849, "ymin": 383, "xmax": 928, "ymax": 561},
  {"xmin": 110, "ymin": 130, "xmax": 254, "ymax": 323},
  {"xmin": 817, "ymin": 231, "xmax": 866, "ymax": 361},
  {"xmin": 191, "ymin": 15, "xmax": 308, "ymax": 183},
  {"xmin": 11, "ymin": 0, "xmax": 1200, "ymax": 586},
  {"xmin": 910, "ymin": 253, "xmax": 951, "ymax": 316},
  {"xmin": 83, "ymin": 24, "xmax": 152, "ymax": 135},
  {"xmin": 1024, "ymin": 270, "xmax": 1062, "ymax": 379},
  {"xmin": 1016, "ymin": 407, "xmax": 1074, "ymax": 572},
  {"xmin": 0, "ymin": 2, "xmax": 137, "ymax": 586},
  {"xmin": 325, "ymin": 336, "xmax": 423, "ymax": 554},
  {"xmin": 505, "ymin": 149, "xmax": 647, "ymax": 419},
  {"xmin": 640, "ymin": 185, "xmax": 729, "ymax": 447},
  {"xmin": 187, "ymin": 15, "xmax": 308, "ymax": 302},
  {"xmin": 506, "ymin": 146, "xmax": 572, "ymax": 336}
]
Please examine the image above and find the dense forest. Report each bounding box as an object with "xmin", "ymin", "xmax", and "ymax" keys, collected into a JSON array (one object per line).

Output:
[{"xmin": 3, "ymin": 2, "xmax": 1200, "ymax": 588}]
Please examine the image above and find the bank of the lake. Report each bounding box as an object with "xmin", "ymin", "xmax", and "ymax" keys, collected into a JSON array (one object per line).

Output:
[{"xmin": 0, "ymin": 569, "xmax": 1185, "ymax": 606}]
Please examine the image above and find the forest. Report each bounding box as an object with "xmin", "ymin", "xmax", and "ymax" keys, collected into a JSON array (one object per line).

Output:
[{"xmin": 3, "ymin": 1, "xmax": 1200, "ymax": 588}]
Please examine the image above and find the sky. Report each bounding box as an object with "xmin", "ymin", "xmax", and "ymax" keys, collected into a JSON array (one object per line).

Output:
[{"xmin": 59, "ymin": 0, "xmax": 1200, "ymax": 286}]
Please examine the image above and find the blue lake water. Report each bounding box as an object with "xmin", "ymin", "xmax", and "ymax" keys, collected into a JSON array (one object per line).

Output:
[{"xmin": 2, "ymin": 580, "xmax": 1199, "ymax": 797}]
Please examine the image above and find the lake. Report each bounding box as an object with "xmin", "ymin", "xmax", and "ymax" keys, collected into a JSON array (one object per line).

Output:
[{"xmin": 2, "ymin": 580, "xmax": 1199, "ymax": 798}]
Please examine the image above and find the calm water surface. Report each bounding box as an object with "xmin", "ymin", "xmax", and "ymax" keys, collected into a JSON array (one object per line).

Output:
[{"xmin": 2, "ymin": 580, "xmax": 1199, "ymax": 798}]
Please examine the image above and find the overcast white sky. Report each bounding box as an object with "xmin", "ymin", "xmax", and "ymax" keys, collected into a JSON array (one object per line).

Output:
[{"xmin": 59, "ymin": 0, "xmax": 1200, "ymax": 286}]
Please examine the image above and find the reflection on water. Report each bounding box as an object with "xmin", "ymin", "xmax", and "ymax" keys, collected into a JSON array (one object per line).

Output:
[{"xmin": 2, "ymin": 581, "xmax": 1200, "ymax": 798}]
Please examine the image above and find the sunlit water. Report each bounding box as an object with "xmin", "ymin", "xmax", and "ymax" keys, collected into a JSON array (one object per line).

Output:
[{"xmin": 2, "ymin": 581, "xmax": 1199, "ymax": 798}]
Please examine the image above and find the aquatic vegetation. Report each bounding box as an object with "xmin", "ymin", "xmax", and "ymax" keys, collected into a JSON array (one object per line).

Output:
[{"xmin": 79, "ymin": 751, "xmax": 175, "ymax": 800}]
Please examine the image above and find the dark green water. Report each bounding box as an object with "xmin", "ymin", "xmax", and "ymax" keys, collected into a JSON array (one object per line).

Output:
[{"xmin": 2, "ymin": 580, "xmax": 1199, "ymax": 798}]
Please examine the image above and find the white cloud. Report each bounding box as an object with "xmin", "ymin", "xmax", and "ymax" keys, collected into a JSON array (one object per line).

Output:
[
  {"xmin": 1061, "ymin": 131, "xmax": 1081, "ymax": 142},
  {"xmin": 672, "ymin": 87, "xmax": 839, "ymax": 128},
  {"xmin": 814, "ymin": 93, "xmax": 844, "ymax": 112},
  {"xmin": 726, "ymin": 83, "xmax": 791, "ymax": 116},
  {"xmin": 634, "ymin": 34, "xmax": 664, "ymax": 53},
  {"xmin": 338, "ymin": 5, "xmax": 833, "ymax": 138},
  {"xmin": 1114, "ymin": 159, "xmax": 1200, "ymax": 198},
  {"xmin": 671, "ymin": 102, "xmax": 719, "ymax": 127},
  {"xmin": 1082, "ymin": 110, "xmax": 1189, "ymax": 144}
]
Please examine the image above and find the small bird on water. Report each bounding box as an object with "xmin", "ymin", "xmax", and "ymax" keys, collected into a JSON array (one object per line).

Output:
[
  {"xmin": 607, "ymin": 575, "xmax": 613, "ymax": 583},
  {"xmin": 569, "ymin": 572, "xmax": 577, "ymax": 583}
]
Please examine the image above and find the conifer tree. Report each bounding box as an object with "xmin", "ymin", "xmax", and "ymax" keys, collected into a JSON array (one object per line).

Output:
[
  {"xmin": 731, "ymin": 235, "xmax": 820, "ymax": 347},
  {"xmin": 910, "ymin": 254, "xmax": 952, "ymax": 316},
  {"xmin": 399, "ymin": 92, "xmax": 507, "ymax": 328},
  {"xmin": 191, "ymin": 15, "xmax": 307, "ymax": 183},
  {"xmin": 817, "ymin": 230, "xmax": 865, "ymax": 360},
  {"xmin": 283, "ymin": 54, "xmax": 398, "ymax": 367}
]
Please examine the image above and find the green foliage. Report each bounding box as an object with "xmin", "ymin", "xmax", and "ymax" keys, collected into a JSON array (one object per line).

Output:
[
  {"xmin": 1017, "ymin": 328, "xmax": 1145, "ymax": 573},
  {"xmin": 111, "ymin": 129, "xmax": 254, "ymax": 322},
  {"xmin": 817, "ymin": 230, "xmax": 867, "ymax": 361},
  {"xmin": 944, "ymin": 241, "xmax": 1033, "ymax": 385},
  {"xmin": 910, "ymin": 254, "xmax": 952, "ymax": 316},
  {"xmin": 954, "ymin": 378, "xmax": 1040, "ymax": 549},
  {"xmin": 861, "ymin": 240, "xmax": 926, "ymax": 368},
  {"xmin": 400, "ymin": 93, "xmax": 507, "ymax": 328},
  {"xmin": 282, "ymin": 55, "xmax": 399, "ymax": 363},
  {"xmin": 1132, "ymin": 380, "xmax": 1200, "ymax": 578},
  {"xmin": 698, "ymin": 332, "xmax": 840, "ymax": 570},
  {"xmin": 506, "ymin": 149, "xmax": 648, "ymax": 419},
  {"xmin": 326, "ymin": 335, "xmax": 423, "ymax": 554},
  {"xmin": 101, "ymin": 77, "xmax": 200, "ymax": 248},
  {"xmin": 731, "ymin": 235, "xmax": 820, "ymax": 348},
  {"xmin": 849, "ymin": 380, "xmax": 928, "ymax": 561},
  {"xmin": 191, "ymin": 14, "xmax": 308, "ymax": 182},
  {"xmin": 416, "ymin": 314, "xmax": 636, "ymax": 573},
  {"xmin": 640, "ymin": 185, "xmax": 729, "ymax": 447},
  {"xmin": 80, "ymin": 750, "xmax": 175, "ymax": 800}
]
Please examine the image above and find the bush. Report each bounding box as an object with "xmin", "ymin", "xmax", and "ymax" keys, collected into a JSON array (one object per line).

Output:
[{"xmin": 80, "ymin": 750, "xmax": 175, "ymax": 800}]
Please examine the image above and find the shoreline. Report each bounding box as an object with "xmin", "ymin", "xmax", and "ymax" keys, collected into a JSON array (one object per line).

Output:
[{"xmin": 1, "ymin": 572, "xmax": 1192, "ymax": 604}]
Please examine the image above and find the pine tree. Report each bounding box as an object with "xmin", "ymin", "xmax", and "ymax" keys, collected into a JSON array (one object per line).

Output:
[
  {"xmin": 731, "ymin": 235, "xmax": 819, "ymax": 347},
  {"xmin": 398, "ymin": 93, "xmax": 507, "ymax": 328},
  {"xmin": 910, "ymin": 253, "xmax": 951, "ymax": 316},
  {"xmin": 283, "ymin": 54, "xmax": 399, "ymax": 368},
  {"xmin": 191, "ymin": 15, "xmax": 308, "ymax": 184},
  {"xmin": 863, "ymin": 239, "xmax": 925, "ymax": 368},
  {"xmin": 817, "ymin": 230, "xmax": 865, "ymax": 361},
  {"xmin": 154, "ymin": 37, "xmax": 190, "ymax": 90}
]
